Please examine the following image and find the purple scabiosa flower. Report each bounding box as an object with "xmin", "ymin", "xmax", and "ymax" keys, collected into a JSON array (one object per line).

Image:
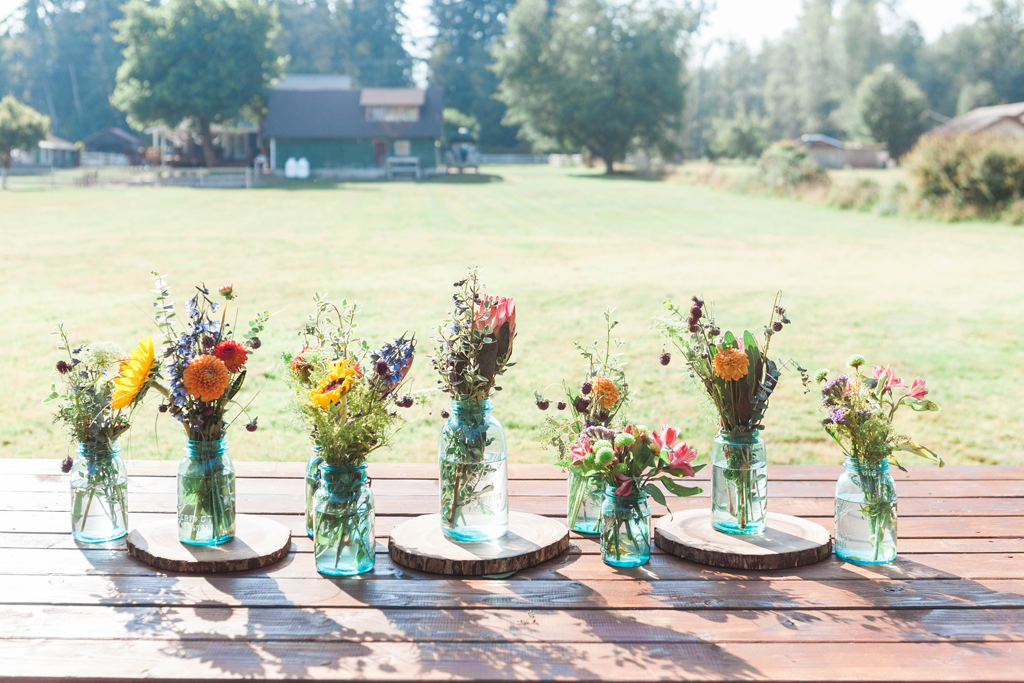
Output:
[
  {"xmin": 660, "ymin": 352, "xmax": 671, "ymax": 366},
  {"xmin": 556, "ymin": 401, "xmax": 567, "ymax": 411},
  {"xmin": 772, "ymin": 322, "xmax": 783, "ymax": 332},
  {"xmin": 60, "ymin": 456, "xmax": 73, "ymax": 473},
  {"xmin": 536, "ymin": 398, "xmax": 550, "ymax": 411},
  {"xmin": 396, "ymin": 396, "xmax": 414, "ymax": 408},
  {"xmin": 56, "ymin": 360, "xmax": 72, "ymax": 374},
  {"xmin": 581, "ymin": 381, "xmax": 593, "ymax": 395},
  {"xmin": 574, "ymin": 396, "xmax": 591, "ymax": 413},
  {"xmin": 440, "ymin": 409, "xmax": 450, "ymax": 419},
  {"xmin": 245, "ymin": 418, "xmax": 259, "ymax": 432}
]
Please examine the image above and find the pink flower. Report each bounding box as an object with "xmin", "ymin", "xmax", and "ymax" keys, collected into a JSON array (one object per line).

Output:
[
  {"xmin": 614, "ymin": 472, "xmax": 634, "ymax": 497},
  {"xmin": 570, "ymin": 435, "xmax": 591, "ymax": 463},
  {"xmin": 652, "ymin": 423, "xmax": 697, "ymax": 477},
  {"xmin": 871, "ymin": 365, "xmax": 906, "ymax": 393},
  {"xmin": 904, "ymin": 376, "xmax": 928, "ymax": 400},
  {"xmin": 475, "ymin": 294, "xmax": 516, "ymax": 358}
]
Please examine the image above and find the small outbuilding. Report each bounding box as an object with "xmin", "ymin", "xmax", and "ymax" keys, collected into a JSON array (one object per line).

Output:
[
  {"xmin": 264, "ymin": 75, "xmax": 443, "ymax": 178},
  {"xmin": 81, "ymin": 127, "xmax": 144, "ymax": 165},
  {"xmin": 927, "ymin": 102, "xmax": 1024, "ymax": 138},
  {"xmin": 799, "ymin": 134, "xmax": 889, "ymax": 169}
]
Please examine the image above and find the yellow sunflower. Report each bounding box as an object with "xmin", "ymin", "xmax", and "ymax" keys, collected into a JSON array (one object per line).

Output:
[
  {"xmin": 111, "ymin": 337, "xmax": 156, "ymax": 410},
  {"xmin": 310, "ymin": 358, "xmax": 358, "ymax": 409}
]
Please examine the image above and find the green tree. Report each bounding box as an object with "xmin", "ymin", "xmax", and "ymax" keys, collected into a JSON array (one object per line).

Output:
[
  {"xmin": 855, "ymin": 65, "xmax": 928, "ymax": 158},
  {"xmin": 493, "ymin": 0, "xmax": 694, "ymax": 173},
  {"xmin": 443, "ymin": 107, "xmax": 480, "ymax": 140},
  {"xmin": 276, "ymin": 0, "xmax": 350, "ymax": 75},
  {"xmin": 710, "ymin": 112, "xmax": 770, "ymax": 159},
  {"xmin": 0, "ymin": 94, "xmax": 49, "ymax": 188},
  {"xmin": 111, "ymin": 0, "xmax": 283, "ymax": 167},
  {"xmin": 349, "ymin": 0, "xmax": 411, "ymax": 86},
  {"xmin": 956, "ymin": 80, "xmax": 999, "ymax": 115}
]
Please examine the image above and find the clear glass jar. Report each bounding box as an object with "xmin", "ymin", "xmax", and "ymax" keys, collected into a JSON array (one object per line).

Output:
[
  {"xmin": 835, "ymin": 456, "xmax": 897, "ymax": 564},
  {"xmin": 69, "ymin": 441, "xmax": 128, "ymax": 543},
  {"xmin": 567, "ymin": 471, "xmax": 603, "ymax": 535},
  {"xmin": 177, "ymin": 438, "xmax": 235, "ymax": 546},
  {"xmin": 438, "ymin": 398, "xmax": 508, "ymax": 542},
  {"xmin": 600, "ymin": 485, "xmax": 651, "ymax": 567},
  {"xmin": 313, "ymin": 463, "xmax": 375, "ymax": 576},
  {"xmin": 305, "ymin": 446, "xmax": 324, "ymax": 539},
  {"xmin": 710, "ymin": 430, "xmax": 767, "ymax": 535}
]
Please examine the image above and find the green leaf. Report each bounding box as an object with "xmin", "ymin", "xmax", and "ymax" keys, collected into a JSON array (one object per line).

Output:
[
  {"xmin": 660, "ymin": 475, "xmax": 702, "ymax": 498},
  {"xmin": 895, "ymin": 440, "xmax": 944, "ymax": 466},
  {"xmin": 644, "ymin": 483, "xmax": 667, "ymax": 507},
  {"xmin": 907, "ymin": 399, "xmax": 940, "ymax": 412},
  {"xmin": 743, "ymin": 330, "xmax": 760, "ymax": 392},
  {"xmin": 723, "ymin": 331, "xmax": 736, "ymax": 348}
]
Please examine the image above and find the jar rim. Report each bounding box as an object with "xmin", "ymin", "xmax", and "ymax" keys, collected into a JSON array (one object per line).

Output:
[
  {"xmin": 603, "ymin": 484, "xmax": 646, "ymax": 500},
  {"xmin": 717, "ymin": 429, "xmax": 760, "ymax": 443},
  {"xmin": 843, "ymin": 455, "xmax": 889, "ymax": 471}
]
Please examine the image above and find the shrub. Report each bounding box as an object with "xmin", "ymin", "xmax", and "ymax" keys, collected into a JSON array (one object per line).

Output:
[
  {"xmin": 827, "ymin": 177, "xmax": 881, "ymax": 211},
  {"xmin": 754, "ymin": 141, "xmax": 828, "ymax": 192},
  {"xmin": 710, "ymin": 112, "xmax": 771, "ymax": 160},
  {"xmin": 905, "ymin": 134, "xmax": 1024, "ymax": 212}
]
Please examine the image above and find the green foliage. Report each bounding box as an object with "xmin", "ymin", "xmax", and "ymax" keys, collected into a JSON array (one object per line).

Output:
[
  {"xmin": 854, "ymin": 65, "xmax": 928, "ymax": 158},
  {"xmin": 710, "ymin": 112, "xmax": 770, "ymax": 160},
  {"xmin": 493, "ymin": 0, "xmax": 695, "ymax": 173},
  {"xmin": 956, "ymin": 80, "xmax": 999, "ymax": 116},
  {"xmin": 0, "ymin": 95, "xmax": 49, "ymax": 168},
  {"xmin": 905, "ymin": 133, "xmax": 1024, "ymax": 210},
  {"xmin": 826, "ymin": 177, "xmax": 881, "ymax": 211},
  {"xmin": 443, "ymin": 108, "xmax": 481, "ymax": 141},
  {"xmin": 753, "ymin": 141, "xmax": 828, "ymax": 191},
  {"xmin": 111, "ymin": 0, "xmax": 283, "ymax": 166},
  {"xmin": 349, "ymin": 0, "xmax": 411, "ymax": 86}
]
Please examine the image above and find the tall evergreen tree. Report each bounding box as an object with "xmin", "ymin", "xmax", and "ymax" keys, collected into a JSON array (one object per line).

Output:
[
  {"xmin": 276, "ymin": 0, "xmax": 350, "ymax": 75},
  {"xmin": 350, "ymin": 0, "xmax": 411, "ymax": 86}
]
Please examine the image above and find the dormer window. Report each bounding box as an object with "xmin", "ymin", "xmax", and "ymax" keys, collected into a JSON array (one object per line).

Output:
[
  {"xmin": 359, "ymin": 88, "xmax": 426, "ymax": 124},
  {"xmin": 365, "ymin": 106, "xmax": 420, "ymax": 122}
]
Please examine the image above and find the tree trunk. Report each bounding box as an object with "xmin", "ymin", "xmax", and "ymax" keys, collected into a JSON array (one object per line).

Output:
[
  {"xmin": 198, "ymin": 118, "xmax": 217, "ymax": 168},
  {"xmin": 603, "ymin": 156, "xmax": 614, "ymax": 174},
  {"xmin": 1, "ymin": 154, "xmax": 8, "ymax": 190}
]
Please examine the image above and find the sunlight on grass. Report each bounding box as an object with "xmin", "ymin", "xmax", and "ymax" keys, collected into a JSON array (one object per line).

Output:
[{"xmin": 1, "ymin": 164, "xmax": 1021, "ymax": 465}]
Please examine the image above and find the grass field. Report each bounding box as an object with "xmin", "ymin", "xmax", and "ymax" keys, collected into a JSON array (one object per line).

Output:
[{"xmin": 1, "ymin": 164, "xmax": 1021, "ymax": 466}]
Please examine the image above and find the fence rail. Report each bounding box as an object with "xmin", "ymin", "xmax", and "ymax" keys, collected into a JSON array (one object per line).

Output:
[
  {"xmin": 479, "ymin": 154, "xmax": 550, "ymax": 165},
  {"xmin": 0, "ymin": 166, "xmax": 260, "ymax": 190}
]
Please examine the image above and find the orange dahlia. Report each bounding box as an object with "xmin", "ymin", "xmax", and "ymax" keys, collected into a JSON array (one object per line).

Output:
[
  {"xmin": 183, "ymin": 354, "xmax": 231, "ymax": 402},
  {"xmin": 590, "ymin": 375, "xmax": 621, "ymax": 409},
  {"xmin": 712, "ymin": 348, "xmax": 749, "ymax": 382},
  {"xmin": 213, "ymin": 340, "xmax": 248, "ymax": 373}
]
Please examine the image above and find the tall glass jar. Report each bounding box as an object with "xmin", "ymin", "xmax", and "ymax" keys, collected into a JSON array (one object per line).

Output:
[
  {"xmin": 312, "ymin": 463, "xmax": 375, "ymax": 576},
  {"xmin": 567, "ymin": 471, "xmax": 603, "ymax": 535},
  {"xmin": 177, "ymin": 438, "xmax": 235, "ymax": 546},
  {"xmin": 710, "ymin": 430, "xmax": 767, "ymax": 535},
  {"xmin": 305, "ymin": 446, "xmax": 324, "ymax": 539},
  {"xmin": 438, "ymin": 398, "xmax": 508, "ymax": 542},
  {"xmin": 600, "ymin": 485, "xmax": 651, "ymax": 567},
  {"xmin": 835, "ymin": 456, "xmax": 897, "ymax": 564},
  {"xmin": 69, "ymin": 441, "xmax": 128, "ymax": 543}
]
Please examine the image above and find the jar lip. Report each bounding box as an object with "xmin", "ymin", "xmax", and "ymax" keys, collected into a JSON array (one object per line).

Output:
[
  {"xmin": 450, "ymin": 397, "xmax": 493, "ymax": 410},
  {"xmin": 843, "ymin": 455, "xmax": 889, "ymax": 470},
  {"xmin": 319, "ymin": 463, "xmax": 368, "ymax": 473},
  {"xmin": 77, "ymin": 440, "xmax": 120, "ymax": 458},
  {"xmin": 603, "ymin": 484, "xmax": 646, "ymax": 500},
  {"xmin": 717, "ymin": 429, "xmax": 760, "ymax": 443}
]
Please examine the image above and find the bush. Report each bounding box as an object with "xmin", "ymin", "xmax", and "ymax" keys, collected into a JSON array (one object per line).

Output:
[
  {"xmin": 710, "ymin": 113, "xmax": 770, "ymax": 160},
  {"xmin": 754, "ymin": 141, "xmax": 828, "ymax": 192},
  {"xmin": 905, "ymin": 134, "xmax": 1024, "ymax": 212},
  {"xmin": 827, "ymin": 177, "xmax": 881, "ymax": 211}
]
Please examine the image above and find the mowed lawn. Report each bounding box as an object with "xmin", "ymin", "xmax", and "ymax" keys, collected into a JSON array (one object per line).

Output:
[{"xmin": 1, "ymin": 165, "xmax": 1021, "ymax": 466}]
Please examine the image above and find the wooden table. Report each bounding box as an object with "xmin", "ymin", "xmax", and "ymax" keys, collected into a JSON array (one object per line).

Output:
[{"xmin": 1, "ymin": 459, "xmax": 1023, "ymax": 681}]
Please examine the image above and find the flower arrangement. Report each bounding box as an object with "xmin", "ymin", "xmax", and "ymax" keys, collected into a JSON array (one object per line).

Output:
[
  {"xmin": 654, "ymin": 293, "xmax": 808, "ymax": 534},
  {"xmin": 533, "ymin": 308, "xmax": 632, "ymax": 531},
  {"xmin": 283, "ymin": 293, "xmax": 417, "ymax": 467},
  {"xmin": 816, "ymin": 355, "xmax": 942, "ymax": 563},
  {"xmin": 284, "ymin": 293, "xmax": 416, "ymax": 574},
  {"xmin": 431, "ymin": 268, "xmax": 516, "ymax": 541},
  {"xmin": 148, "ymin": 273, "xmax": 267, "ymax": 544}
]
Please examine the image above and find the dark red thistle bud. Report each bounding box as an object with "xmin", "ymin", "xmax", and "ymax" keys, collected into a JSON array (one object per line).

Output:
[
  {"xmin": 248, "ymin": 337, "xmax": 262, "ymax": 350},
  {"xmin": 203, "ymin": 407, "xmax": 213, "ymax": 417},
  {"xmin": 574, "ymin": 396, "xmax": 591, "ymax": 412},
  {"xmin": 56, "ymin": 360, "xmax": 72, "ymax": 374},
  {"xmin": 690, "ymin": 305, "xmax": 702, "ymax": 319},
  {"xmin": 440, "ymin": 409, "xmax": 450, "ymax": 419},
  {"xmin": 660, "ymin": 352, "xmax": 671, "ymax": 366},
  {"xmin": 375, "ymin": 359, "xmax": 389, "ymax": 377},
  {"xmin": 202, "ymin": 336, "xmax": 216, "ymax": 350},
  {"xmin": 158, "ymin": 403, "xmax": 168, "ymax": 413},
  {"xmin": 689, "ymin": 324, "xmax": 700, "ymax": 333},
  {"xmin": 60, "ymin": 456, "xmax": 73, "ymax": 473},
  {"xmin": 581, "ymin": 381, "xmax": 593, "ymax": 395},
  {"xmin": 246, "ymin": 418, "xmax": 259, "ymax": 432},
  {"xmin": 772, "ymin": 322, "xmax": 783, "ymax": 332},
  {"xmin": 396, "ymin": 396, "xmax": 414, "ymax": 408},
  {"xmin": 556, "ymin": 401, "xmax": 567, "ymax": 411},
  {"xmin": 692, "ymin": 295, "xmax": 704, "ymax": 306},
  {"xmin": 536, "ymin": 399, "xmax": 550, "ymax": 411}
]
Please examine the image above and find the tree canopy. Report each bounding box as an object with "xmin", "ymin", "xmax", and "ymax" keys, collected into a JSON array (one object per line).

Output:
[
  {"xmin": 493, "ymin": 0, "xmax": 695, "ymax": 173},
  {"xmin": 855, "ymin": 65, "xmax": 928, "ymax": 158},
  {"xmin": 0, "ymin": 94, "xmax": 49, "ymax": 186},
  {"xmin": 110, "ymin": 0, "xmax": 283, "ymax": 166}
]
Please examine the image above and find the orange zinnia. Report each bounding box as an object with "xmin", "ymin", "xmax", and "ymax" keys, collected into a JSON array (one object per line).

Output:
[
  {"xmin": 183, "ymin": 354, "xmax": 230, "ymax": 402},
  {"xmin": 590, "ymin": 375, "xmax": 620, "ymax": 409},
  {"xmin": 712, "ymin": 348, "xmax": 749, "ymax": 381}
]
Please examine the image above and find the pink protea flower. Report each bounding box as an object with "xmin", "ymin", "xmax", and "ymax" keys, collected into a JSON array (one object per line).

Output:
[
  {"xmin": 904, "ymin": 376, "xmax": 928, "ymax": 400},
  {"xmin": 651, "ymin": 423, "xmax": 697, "ymax": 477},
  {"xmin": 475, "ymin": 294, "xmax": 516, "ymax": 360},
  {"xmin": 872, "ymin": 365, "xmax": 907, "ymax": 393}
]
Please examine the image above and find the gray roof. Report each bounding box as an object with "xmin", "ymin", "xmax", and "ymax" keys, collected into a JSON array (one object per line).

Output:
[
  {"xmin": 277, "ymin": 74, "xmax": 353, "ymax": 91},
  {"xmin": 265, "ymin": 88, "xmax": 443, "ymax": 140},
  {"xmin": 928, "ymin": 102, "xmax": 1024, "ymax": 136}
]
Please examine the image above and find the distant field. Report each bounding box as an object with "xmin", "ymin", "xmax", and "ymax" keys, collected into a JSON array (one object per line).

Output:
[{"xmin": 1, "ymin": 164, "xmax": 1021, "ymax": 465}]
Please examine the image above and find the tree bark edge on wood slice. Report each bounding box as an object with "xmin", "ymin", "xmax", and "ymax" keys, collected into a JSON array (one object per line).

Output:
[
  {"xmin": 126, "ymin": 514, "xmax": 291, "ymax": 573},
  {"xmin": 389, "ymin": 512, "xmax": 570, "ymax": 576},
  {"xmin": 655, "ymin": 509, "xmax": 832, "ymax": 570}
]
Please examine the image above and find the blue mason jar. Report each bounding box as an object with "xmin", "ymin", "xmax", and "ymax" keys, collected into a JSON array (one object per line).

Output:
[
  {"xmin": 313, "ymin": 463, "xmax": 375, "ymax": 576},
  {"xmin": 305, "ymin": 446, "xmax": 324, "ymax": 539},
  {"xmin": 710, "ymin": 430, "xmax": 768, "ymax": 535},
  {"xmin": 600, "ymin": 485, "xmax": 651, "ymax": 567},
  {"xmin": 177, "ymin": 438, "xmax": 235, "ymax": 545},
  {"xmin": 835, "ymin": 456, "xmax": 897, "ymax": 564},
  {"xmin": 438, "ymin": 398, "xmax": 508, "ymax": 542},
  {"xmin": 69, "ymin": 441, "xmax": 128, "ymax": 543},
  {"xmin": 567, "ymin": 471, "xmax": 603, "ymax": 535}
]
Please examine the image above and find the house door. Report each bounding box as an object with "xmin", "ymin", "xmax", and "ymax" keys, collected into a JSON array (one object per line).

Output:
[{"xmin": 373, "ymin": 140, "xmax": 387, "ymax": 167}]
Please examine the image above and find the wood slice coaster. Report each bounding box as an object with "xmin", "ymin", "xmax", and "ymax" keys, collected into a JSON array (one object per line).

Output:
[
  {"xmin": 655, "ymin": 509, "xmax": 831, "ymax": 570},
  {"xmin": 126, "ymin": 514, "xmax": 291, "ymax": 573},
  {"xmin": 389, "ymin": 512, "xmax": 569, "ymax": 577}
]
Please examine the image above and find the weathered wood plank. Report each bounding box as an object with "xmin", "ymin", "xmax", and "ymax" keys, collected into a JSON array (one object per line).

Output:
[
  {"xmin": 2, "ymin": 639, "xmax": 1024, "ymax": 681},
  {"xmin": 3, "ymin": 605, "xmax": 1023, "ymax": 644},
  {"xmin": 2, "ymin": 575, "xmax": 1024, "ymax": 610}
]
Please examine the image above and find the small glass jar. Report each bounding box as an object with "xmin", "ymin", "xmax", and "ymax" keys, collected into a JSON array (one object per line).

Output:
[
  {"xmin": 177, "ymin": 438, "xmax": 235, "ymax": 546},
  {"xmin": 567, "ymin": 471, "xmax": 603, "ymax": 535},
  {"xmin": 313, "ymin": 463, "xmax": 375, "ymax": 576},
  {"xmin": 835, "ymin": 456, "xmax": 897, "ymax": 564},
  {"xmin": 710, "ymin": 430, "xmax": 768, "ymax": 535},
  {"xmin": 305, "ymin": 446, "xmax": 324, "ymax": 539},
  {"xmin": 69, "ymin": 441, "xmax": 128, "ymax": 543},
  {"xmin": 600, "ymin": 485, "xmax": 651, "ymax": 567},
  {"xmin": 438, "ymin": 398, "xmax": 508, "ymax": 542}
]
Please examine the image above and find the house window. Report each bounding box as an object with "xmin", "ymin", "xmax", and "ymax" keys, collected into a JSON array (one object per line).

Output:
[
  {"xmin": 365, "ymin": 106, "xmax": 420, "ymax": 122},
  {"xmin": 394, "ymin": 140, "xmax": 411, "ymax": 156}
]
